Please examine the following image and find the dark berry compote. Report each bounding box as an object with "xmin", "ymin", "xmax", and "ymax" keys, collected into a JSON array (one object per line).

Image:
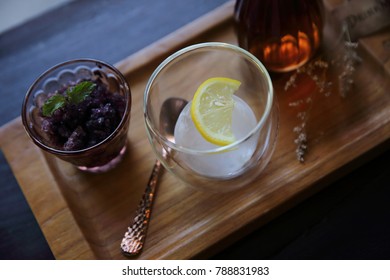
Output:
[{"xmin": 40, "ymin": 80, "xmax": 126, "ymax": 151}]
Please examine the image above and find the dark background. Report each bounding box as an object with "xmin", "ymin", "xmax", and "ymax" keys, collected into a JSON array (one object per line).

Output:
[{"xmin": 1, "ymin": 0, "xmax": 389, "ymax": 260}]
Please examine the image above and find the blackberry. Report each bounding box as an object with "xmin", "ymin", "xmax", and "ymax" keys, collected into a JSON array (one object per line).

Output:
[{"xmin": 40, "ymin": 80, "xmax": 126, "ymax": 151}]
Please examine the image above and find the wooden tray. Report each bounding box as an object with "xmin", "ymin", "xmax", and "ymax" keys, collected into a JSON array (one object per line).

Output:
[{"xmin": 1, "ymin": 1, "xmax": 389, "ymax": 259}]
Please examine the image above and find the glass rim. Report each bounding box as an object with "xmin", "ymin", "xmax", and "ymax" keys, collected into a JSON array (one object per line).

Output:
[
  {"xmin": 21, "ymin": 58, "xmax": 132, "ymax": 155},
  {"xmin": 144, "ymin": 42, "xmax": 274, "ymax": 155}
]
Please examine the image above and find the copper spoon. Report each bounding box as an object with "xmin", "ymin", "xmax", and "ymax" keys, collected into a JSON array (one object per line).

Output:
[{"xmin": 121, "ymin": 98, "xmax": 187, "ymax": 257}]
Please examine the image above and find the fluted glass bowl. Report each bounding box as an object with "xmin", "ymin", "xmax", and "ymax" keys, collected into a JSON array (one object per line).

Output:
[{"xmin": 22, "ymin": 59, "xmax": 131, "ymax": 173}]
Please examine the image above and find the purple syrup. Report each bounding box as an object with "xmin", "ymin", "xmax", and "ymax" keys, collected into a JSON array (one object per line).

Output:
[{"xmin": 40, "ymin": 80, "xmax": 126, "ymax": 151}]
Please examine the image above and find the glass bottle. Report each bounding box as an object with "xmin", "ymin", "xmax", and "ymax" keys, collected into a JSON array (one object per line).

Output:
[{"xmin": 234, "ymin": 0, "xmax": 323, "ymax": 72}]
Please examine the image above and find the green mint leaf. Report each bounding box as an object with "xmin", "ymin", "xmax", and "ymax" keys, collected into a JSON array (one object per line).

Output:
[
  {"xmin": 66, "ymin": 81, "xmax": 96, "ymax": 104},
  {"xmin": 42, "ymin": 94, "xmax": 66, "ymax": 116}
]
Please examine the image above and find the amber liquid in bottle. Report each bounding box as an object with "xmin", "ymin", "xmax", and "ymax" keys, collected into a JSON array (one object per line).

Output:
[{"xmin": 234, "ymin": 0, "xmax": 322, "ymax": 72}]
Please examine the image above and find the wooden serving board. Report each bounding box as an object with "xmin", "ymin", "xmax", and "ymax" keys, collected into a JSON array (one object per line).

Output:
[{"xmin": 1, "ymin": 1, "xmax": 389, "ymax": 259}]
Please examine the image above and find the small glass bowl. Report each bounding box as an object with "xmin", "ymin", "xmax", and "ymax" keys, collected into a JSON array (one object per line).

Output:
[{"xmin": 21, "ymin": 59, "xmax": 131, "ymax": 173}]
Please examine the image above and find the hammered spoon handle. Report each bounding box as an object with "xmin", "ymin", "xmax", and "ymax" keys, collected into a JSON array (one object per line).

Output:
[{"xmin": 120, "ymin": 159, "xmax": 162, "ymax": 256}]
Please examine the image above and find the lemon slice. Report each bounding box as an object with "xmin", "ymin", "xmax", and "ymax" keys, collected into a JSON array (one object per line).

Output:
[{"xmin": 190, "ymin": 77, "xmax": 241, "ymax": 146}]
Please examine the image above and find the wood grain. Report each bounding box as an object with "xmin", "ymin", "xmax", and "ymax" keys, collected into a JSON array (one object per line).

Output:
[{"xmin": 1, "ymin": 0, "xmax": 389, "ymax": 259}]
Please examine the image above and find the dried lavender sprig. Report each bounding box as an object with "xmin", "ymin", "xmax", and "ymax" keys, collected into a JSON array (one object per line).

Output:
[
  {"xmin": 337, "ymin": 23, "xmax": 362, "ymax": 97},
  {"xmin": 285, "ymin": 58, "xmax": 331, "ymax": 163},
  {"xmin": 284, "ymin": 58, "xmax": 331, "ymax": 95}
]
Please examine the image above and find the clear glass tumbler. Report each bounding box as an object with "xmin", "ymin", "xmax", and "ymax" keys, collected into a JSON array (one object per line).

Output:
[
  {"xmin": 144, "ymin": 42, "xmax": 278, "ymax": 192},
  {"xmin": 22, "ymin": 59, "xmax": 132, "ymax": 173}
]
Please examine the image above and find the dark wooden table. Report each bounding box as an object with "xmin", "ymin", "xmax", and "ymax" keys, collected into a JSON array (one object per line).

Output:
[{"xmin": 1, "ymin": 0, "xmax": 389, "ymax": 260}]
